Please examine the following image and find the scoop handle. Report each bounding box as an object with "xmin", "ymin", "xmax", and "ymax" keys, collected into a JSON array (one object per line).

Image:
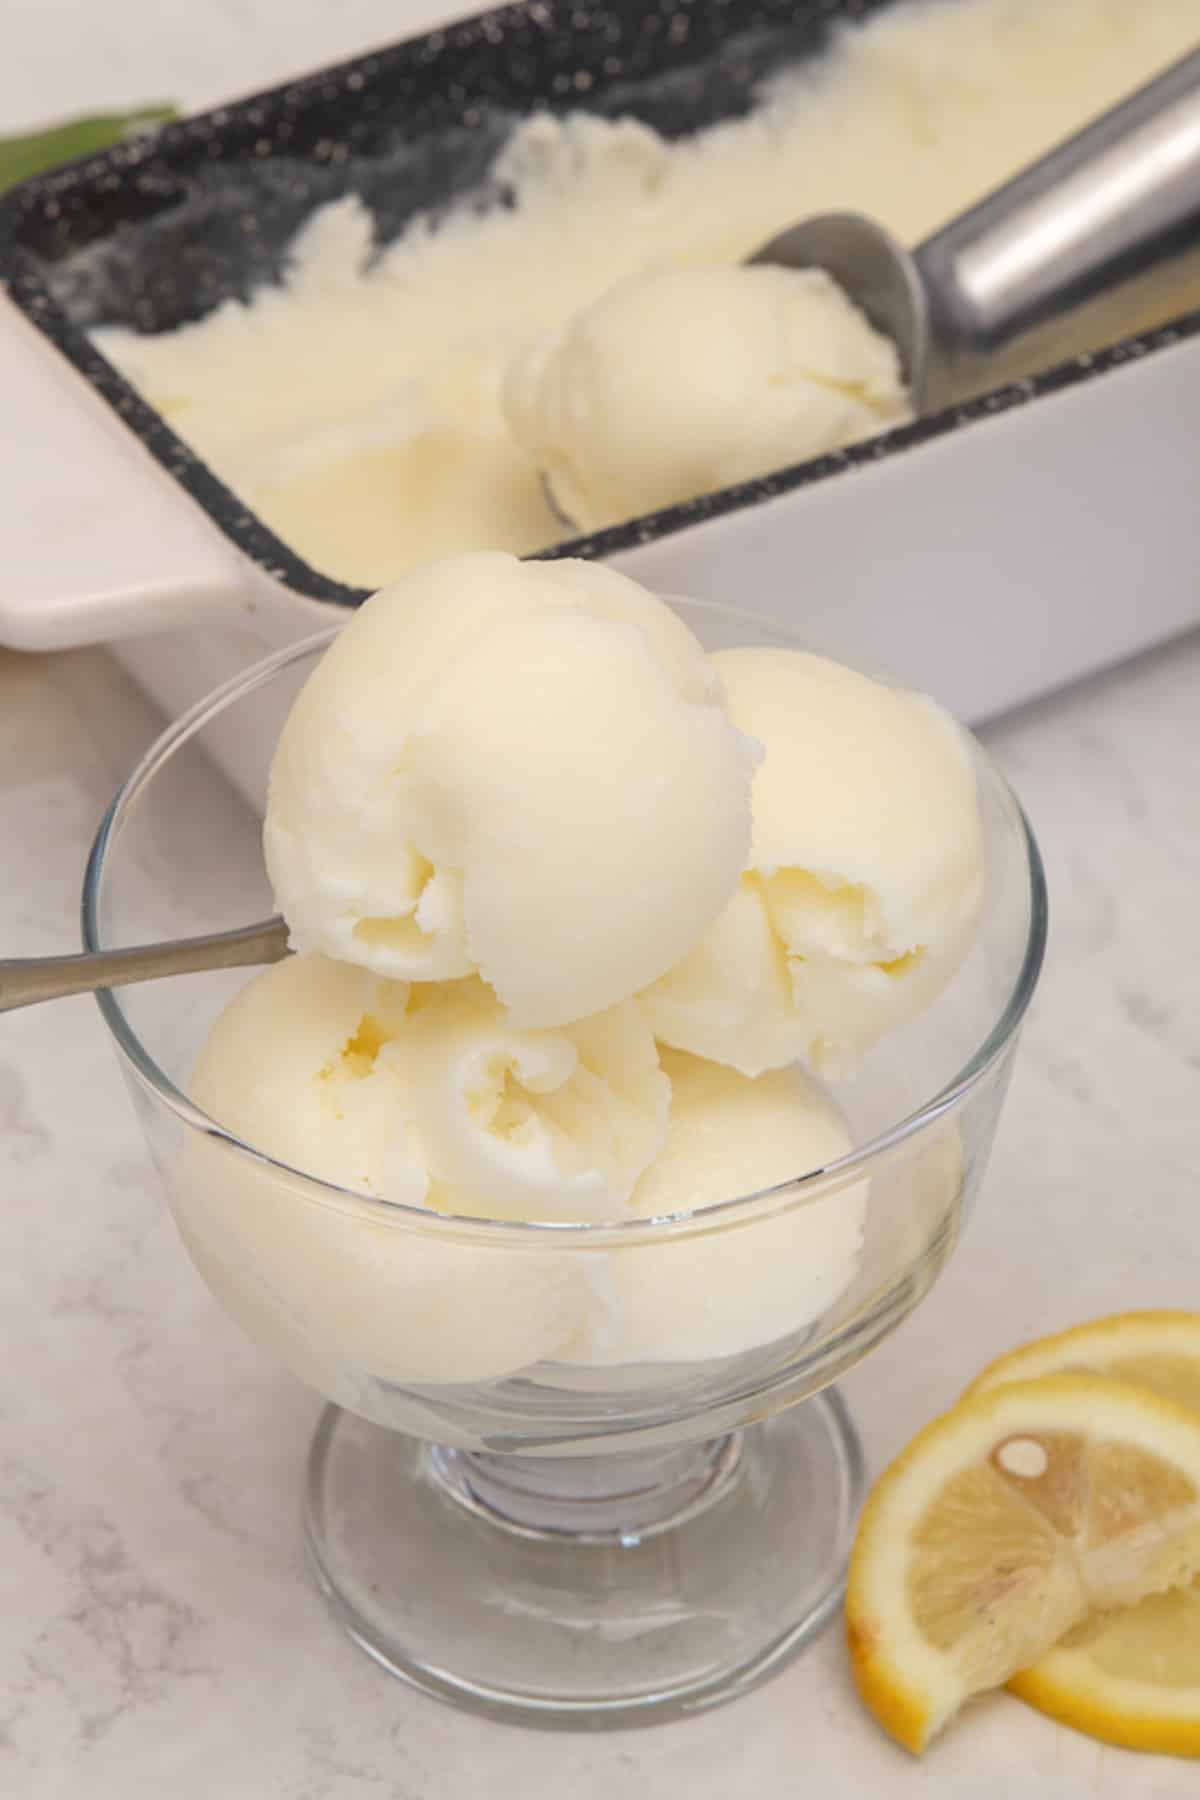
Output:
[
  {"xmin": 917, "ymin": 48, "xmax": 1200, "ymax": 410},
  {"xmin": 0, "ymin": 918, "xmax": 288, "ymax": 1013}
]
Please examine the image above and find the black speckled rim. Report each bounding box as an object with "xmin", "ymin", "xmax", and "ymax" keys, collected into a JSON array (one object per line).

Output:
[{"xmin": 2, "ymin": 0, "xmax": 1198, "ymax": 610}]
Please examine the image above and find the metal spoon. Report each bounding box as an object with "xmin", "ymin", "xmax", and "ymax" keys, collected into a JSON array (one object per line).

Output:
[
  {"xmin": 0, "ymin": 917, "xmax": 289, "ymax": 1014},
  {"xmin": 751, "ymin": 46, "xmax": 1200, "ymax": 413}
]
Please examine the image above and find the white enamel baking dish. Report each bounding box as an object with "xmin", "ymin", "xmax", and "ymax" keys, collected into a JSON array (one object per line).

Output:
[{"xmin": 2, "ymin": 0, "xmax": 1198, "ymax": 726}]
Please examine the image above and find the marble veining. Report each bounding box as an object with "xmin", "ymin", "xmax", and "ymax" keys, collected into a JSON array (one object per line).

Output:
[
  {"xmin": 0, "ymin": 1063, "xmax": 52, "ymax": 1165},
  {"xmin": 0, "ymin": 1455, "xmax": 212, "ymax": 1752}
]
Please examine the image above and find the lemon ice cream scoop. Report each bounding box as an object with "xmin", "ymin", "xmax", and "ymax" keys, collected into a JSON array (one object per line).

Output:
[
  {"xmin": 191, "ymin": 953, "xmax": 667, "ymax": 1224},
  {"xmin": 181, "ymin": 951, "xmax": 668, "ymax": 1388},
  {"xmin": 502, "ymin": 265, "xmax": 908, "ymax": 532},
  {"xmin": 643, "ymin": 649, "xmax": 984, "ymax": 1077},
  {"xmin": 578, "ymin": 1050, "xmax": 867, "ymax": 1366},
  {"xmin": 264, "ymin": 551, "xmax": 757, "ymax": 1029},
  {"xmin": 375, "ymin": 975, "xmax": 668, "ymax": 1223}
]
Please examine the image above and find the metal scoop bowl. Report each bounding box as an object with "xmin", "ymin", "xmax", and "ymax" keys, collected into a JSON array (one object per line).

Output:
[{"xmin": 750, "ymin": 47, "xmax": 1200, "ymax": 414}]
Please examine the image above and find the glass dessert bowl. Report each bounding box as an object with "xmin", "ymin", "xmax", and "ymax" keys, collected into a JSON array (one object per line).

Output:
[{"xmin": 83, "ymin": 600, "xmax": 1046, "ymax": 1728}]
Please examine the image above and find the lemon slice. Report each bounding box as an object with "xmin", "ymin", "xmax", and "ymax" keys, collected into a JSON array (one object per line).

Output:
[
  {"xmin": 1008, "ymin": 1586, "xmax": 1200, "ymax": 1758},
  {"xmin": 967, "ymin": 1311, "xmax": 1200, "ymax": 1758},
  {"xmin": 845, "ymin": 1374, "xmax": 1200, "ymax": 1754},
  {"xmin": 967, "ymin": 1310, "xmax": 1200, "ymax": 1415}
]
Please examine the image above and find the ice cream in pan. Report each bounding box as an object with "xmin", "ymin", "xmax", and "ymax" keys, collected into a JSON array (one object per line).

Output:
[
  {"xmin": 93, "ymin": 0, "xmax": 1200, "ymax": 587},
  {"xmin": 189, "ymin": 552, "xmax": 981, "ymax": 1379},
  {"xmin": 509, "ymin": 40, "xmax": 1200, "ymax": 534},
  {"xmin": 503, "ymin": 266, "xmax": 909, "ymax": 536}
]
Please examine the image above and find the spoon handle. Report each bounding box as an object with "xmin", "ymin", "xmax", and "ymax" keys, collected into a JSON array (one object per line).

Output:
[
  {"xmin": 917, "ymin": 48, "xmax": 1200, "ymax": 409},
  {"xmin": 0, "ymin": 917, "xmax": 289, "ymax": 1014}
]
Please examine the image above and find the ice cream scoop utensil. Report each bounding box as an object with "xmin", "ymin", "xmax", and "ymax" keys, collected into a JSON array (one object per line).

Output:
[{"xmin": 753, "ymin": 47, "xmax": 1200, "ymax": 412}]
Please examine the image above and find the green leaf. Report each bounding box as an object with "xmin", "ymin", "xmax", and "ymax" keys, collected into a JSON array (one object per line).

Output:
[{"xmin": 0, "ymin": 105, "xmax": 178, "ymax": 196}]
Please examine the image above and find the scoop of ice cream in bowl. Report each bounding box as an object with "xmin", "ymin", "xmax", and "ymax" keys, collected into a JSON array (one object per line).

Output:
[{"xmin": 83, "ymin": 551, "xmax": 1045, "ymax": 1725}]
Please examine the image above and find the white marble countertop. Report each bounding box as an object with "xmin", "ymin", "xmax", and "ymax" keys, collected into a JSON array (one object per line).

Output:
[{"xmin": 4, "ymin": 4, "xmax": 1200, "ymax": 1795}]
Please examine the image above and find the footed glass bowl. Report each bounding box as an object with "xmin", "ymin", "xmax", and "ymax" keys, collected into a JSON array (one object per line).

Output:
[{"xmin": 83, "ymin": 601, "xmax": 1046, "ymax": 1727}]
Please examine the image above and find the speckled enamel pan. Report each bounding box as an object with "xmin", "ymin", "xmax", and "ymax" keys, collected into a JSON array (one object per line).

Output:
[{"xmin": 2, "ymin": 0, "xmax": 1197, "ymax": 615}]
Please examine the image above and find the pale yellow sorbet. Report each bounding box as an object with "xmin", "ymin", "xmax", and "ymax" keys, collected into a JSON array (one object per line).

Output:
[
  {"xmin": 502, "ymin": 266, "xmax": 910, "ymax": 532},
  {"xmin": 186, "ymin": 963, "xmax": 866, "ymax": 1381},
  {"xmin": 642, "ymin": 649, "xmax": 984, "ymax": 1077},
  {"xmin": 264, "ymin": 553, "xmax": 757, "ymax": 1028},
  {"xmin": 95, "ymin": 0, "xmax": 1199, "ymax": 584}
]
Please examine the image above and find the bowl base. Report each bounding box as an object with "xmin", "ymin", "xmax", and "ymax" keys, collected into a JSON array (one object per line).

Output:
[{"xmin": 303, "ymin": 1392, "xmax": 865, "ymax": 1728}]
